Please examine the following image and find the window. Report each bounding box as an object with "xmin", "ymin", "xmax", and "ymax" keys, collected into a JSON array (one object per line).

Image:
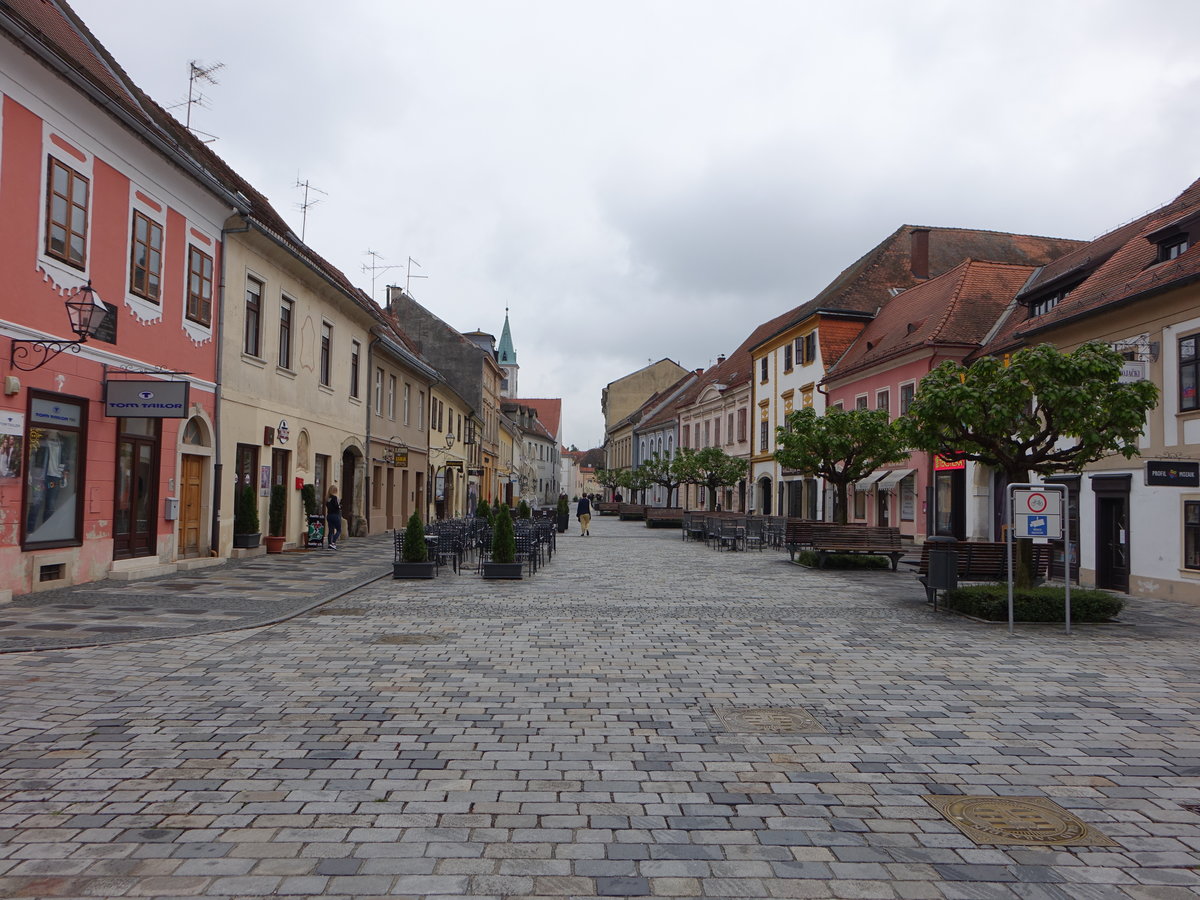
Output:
[
  {"xmin": 23, "ymin": 392, "xmax": 87, "ymax": 548},
  {"xmin": 46, "ymin": 158, "xmax": 89, "ymax": 267},
  {"xmin": 727, "ymin": 413, "xmax": 734, "ymax": 443},
  {"xmin": 682, "ymin": 424, "xmax": 690, "ymax": 448},
  {"xmin": 783, "ymin": 343, "xmax": 793, "ymax": 371},
  {"xmin": 186, "ymin": 247, "xmax": 213, "ymax": 326},
  {"xmin": 704, "ymin": 420, "xmax": 711, "ymax": 447},
  {"xmin": 388, "ymin": 375, "xmax": 396, "ymax": 420},
  {"xmin": 418, "ymin": 391, "xmax": 425, "ymax": 429},
  {"xmin": 856, "ymin": 395, "xmax": 868, "ymax": 410},
  {"xmin": 1181, "ymin": 334, "xmax": 1200, "ymax": 411},
  {"xmin": 374, "ymin": 368, "xmax": 383, "ymax": 416},
  {"xmin": 129, "ymin": 211, "xmax": 162, "ymax": 301},
  {"xmin": 714, "ymin": 418, "xmax": 720, "ymax": 447},
  {"xmin": 877, "ymin": 389, "xmax": 890, "ymax": 416},
  {"xmin": 1186, "ymin": 501, "xmax": 1200, "ymax": 569},
  {"xmin": 1030, "ymin": 289, "xmax": 1068, "ymax": 317},
  {"xmin": 854, "ymin": 489, "xmax": 866, "ymax": 520},
  {"xmin": 759, "ymin": 420, "xmax": 769, "ymax": 452},
  {"xmin": 760, "ymin": 358, "xmax": 769, "ymax": 382},
  {"xmin": 403, "ymin": 383, "xmax": 411, "ymax": 425},
  {"xmin": 900, "ymin": 382, "xmax": 915, "ymax": 414},
  {"xmin": 1160, "ymin": 236, "xmax": 1189, "ymax": 262},
  {"xmin": 804, "ymin": 332, "xmax": 817, "ymax": 365},
  {"xmin": 320, "ymin": 322, "xmax": 332, "ymax": 387},
  {"xmin": 737, "ymin": 408, "xmax": 747, "ymax": 442},
  {"xmin": 244, "ymin": 277, "xmax": 262, "ymax": 357},
  {"xmin": 278, "ymin": 297, "xmax": 293, "ymax": 369},
  {"xmin": 350, "ymin": 341, "xmax": 361, "ymax": 398}
]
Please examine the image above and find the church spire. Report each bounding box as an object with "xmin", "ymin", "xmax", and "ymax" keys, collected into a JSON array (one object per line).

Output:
[{"xmin": 497, "ymin": 307, "xmax": 517, "ymax": 365}]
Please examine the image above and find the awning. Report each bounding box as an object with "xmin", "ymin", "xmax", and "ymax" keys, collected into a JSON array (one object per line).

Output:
[
  {"xmin": 876, "ymin": 468, "xmax": 916, "ymax": 491},
  {"xmin": 854, "ymin": 470, "xmax": 888, "ymax": 492}
]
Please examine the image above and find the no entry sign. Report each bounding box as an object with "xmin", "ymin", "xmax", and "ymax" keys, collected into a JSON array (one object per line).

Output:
[{"xmin": 1012, "ymin": 489, "xmax": 1061, "ymax": 539}]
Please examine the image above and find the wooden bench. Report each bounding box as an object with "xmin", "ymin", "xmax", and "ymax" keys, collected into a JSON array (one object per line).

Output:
[
  {"xmin": 784, "ymin": 519, "xmax": 814, "ymax": 561},
  {"xmin": 595, "ymin": 501, "xmax": 620, "ymax": 516},
  {"xmin": 645, "ymin": 507, "xmax": 684, "ymax": 528},
  {"xmin": 809, "ymin": 524, "xmax": 904, "ymax": 570},
  {"xmin": 916, "ymin": 540, "xmax": 1051, "ymax": 602},
  {"xmin": 618, "ymin": 503, "xmax": 646, "ymax": 521}
]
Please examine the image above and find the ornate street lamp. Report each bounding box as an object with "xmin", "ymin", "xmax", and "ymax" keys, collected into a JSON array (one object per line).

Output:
[{"xmin": 11, "ymin": 281, "xmax": 107, "ymax": 371}]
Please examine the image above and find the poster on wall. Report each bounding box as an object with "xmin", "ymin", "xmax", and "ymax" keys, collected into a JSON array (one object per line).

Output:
[
  {"xmin": 260, "ymin": 465, "xmax": 271, "ymax": 497},
  {"xmin": 0, "ymin": 411, "xmax": 23, "ymax": 479}
]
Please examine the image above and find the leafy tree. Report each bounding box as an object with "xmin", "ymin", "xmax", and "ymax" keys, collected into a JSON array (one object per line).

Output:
[
  {"xmin": 675, "ymin": 446, "xmax": 749, "ymax": 511},
  {"xmin": 902, "ymin": 341, "xmax": 1159, "ymax": 585},
  {"xmin": 618, "ymin": 466, "xmax": 652, "ymax": 504},
  {"xmin": 639, "ymin": 452, "xmax": 684, "ymax": 507},
  {"xmin": 774, "ymin": 407, "xmax": 908, "ymax": 524},
  {"xmin": 595, "ymin": 468, "xmax": 623, "ymax": 501}
]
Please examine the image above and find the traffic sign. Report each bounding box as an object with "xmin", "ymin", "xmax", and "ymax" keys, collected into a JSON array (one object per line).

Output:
[{"xmin": 1013, "ymin": 489, "xmax": 1060, "ymax": 517}]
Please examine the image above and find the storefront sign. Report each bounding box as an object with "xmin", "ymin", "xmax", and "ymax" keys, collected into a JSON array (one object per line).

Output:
[
  {"xmin": 1146, "ymin": 460, "xmax": 1200, "ymax": 487},
  {"xmin": 384, "ymin": 447, "xmax": 409, "ymax": 467},
  {"xmin": 277, "ymin": 419, "xmax": 290, "ymax": 444},
  {"xmin": 468, "ymin": 467, "xmax": 483, "ymax": 476},
  {"xmin": 1119, "ymin": 361, "xmax": 1147, "ymax": 383},
  {"xmin": 104, "ymin": 380, "xmax": 188, "ymax": 417},
  {"xmin": 934, "ymin": 453, "xmax": 966, "ymax": 471},
  {"xmin": 31, "ymin": 397, "xmax": 82, "ymax": 427}
]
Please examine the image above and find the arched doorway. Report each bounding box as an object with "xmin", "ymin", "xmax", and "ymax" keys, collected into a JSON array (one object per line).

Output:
[
  {"xmin": 758, "ymin": 477, "xmax": 772, "ymax": 516},
  {"xmin": 341, "ymin": 445, "xmax": 365, "ymax": 536},
  {"xmin": 178, "ymin": 414, "xmax": 212, "ymax": 559}
]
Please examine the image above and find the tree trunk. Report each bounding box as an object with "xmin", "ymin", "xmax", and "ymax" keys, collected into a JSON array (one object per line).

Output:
[
  {"xmin": 1008, "ymin": 468, "xmax": 1035, "ymax": 588},
  {"xmin": 834, "ymin": 481, "xmax": 849, "ymax": 524}
]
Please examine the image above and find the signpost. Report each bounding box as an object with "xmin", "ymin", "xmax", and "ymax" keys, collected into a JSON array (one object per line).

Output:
[{"xmin": 1007, "ymin": 483, "xmax": 1071, "ymax": 634}]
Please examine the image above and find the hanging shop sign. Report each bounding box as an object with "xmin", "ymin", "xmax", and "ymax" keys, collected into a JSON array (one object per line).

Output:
[
  {"xmin": 277, "ymin": 419, "xmax": 290, "ymax": 444},
  {"xmin": 1146, "ymin": 460, "xmax": 1200, "ymax": 487},
  {"xmin": 104, "ymin": 380, "xmax": 189, "ymax": 417},
  {"xmin": 934, "ymin": 452, "xmax": 966, "ymax": 471}
]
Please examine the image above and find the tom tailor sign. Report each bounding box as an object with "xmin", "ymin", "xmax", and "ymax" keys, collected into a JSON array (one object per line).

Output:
[{"xmin": 105, "ymin": 381, "xmax": 189, "ymax": 417}]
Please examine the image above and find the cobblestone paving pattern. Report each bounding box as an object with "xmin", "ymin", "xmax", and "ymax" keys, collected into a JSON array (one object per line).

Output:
[{"xmin": 1, "ymin": 517, "xmax": 1199, "ymax": 898}]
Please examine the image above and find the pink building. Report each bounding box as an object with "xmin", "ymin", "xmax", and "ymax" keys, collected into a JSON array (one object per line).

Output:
[
  {"xmin": 823, "ymin": 260, "xmax": 1039, "ymax": 542},
  {"xmin": 1, "ymin": 0, "xmax": 239, "ymax": 596}
]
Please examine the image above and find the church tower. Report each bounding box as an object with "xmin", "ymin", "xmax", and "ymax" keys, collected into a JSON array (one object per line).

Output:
[{"xmin": 497, "ymin": 308, "xmax": 519, "ymax": 398}]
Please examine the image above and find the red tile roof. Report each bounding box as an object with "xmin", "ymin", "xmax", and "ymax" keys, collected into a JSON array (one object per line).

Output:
[{"xmin": 512, "ymin": 398, "xmax": 562, "ymax": 440}]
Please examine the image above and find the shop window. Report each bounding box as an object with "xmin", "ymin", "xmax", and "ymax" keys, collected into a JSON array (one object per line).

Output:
[
  {"xmin": 1186, "ymin": 501, "xmax": 1200, "ymax": 570},
  {"xmin": 23, "ymin": 393, "xmax": 87, "ymax": 548}
]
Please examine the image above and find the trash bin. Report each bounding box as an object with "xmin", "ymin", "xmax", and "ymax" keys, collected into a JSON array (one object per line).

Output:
[{"xmin": 925, "ymin": 535, "xmax": 958, "ymax": 608}]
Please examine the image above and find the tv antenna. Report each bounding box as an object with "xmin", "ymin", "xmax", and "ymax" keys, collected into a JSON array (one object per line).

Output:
[
  {"xmin": 295, "ymin": 177, "xmax": 327, "ymax": 241},
  {"xmin": 183, "ymin": 60, "xmax": 223, "ymax": 142},
  {"xmin": 362, "ymin": 250, "xmax": 400, "ymax": 304},
  {"xmin": 406, "ymin": 256, "xmax": 428, "ymax": 294}
]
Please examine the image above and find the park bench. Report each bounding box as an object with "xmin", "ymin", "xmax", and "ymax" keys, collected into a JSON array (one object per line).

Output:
[
  {"xmin": 809, "ymin": 524, "xmax": 905, "ymax": 570},
  {"xmin": 595, "ymin": 501, "xmax": 620, "ymax": 516},
  {"xmin": 916, "ymin": 540, "xmax": 1051, "ymax": 602},
  {"xmin": 645, "ymin": 507, "xmax": 684, "ymax": 528},
  {"xmin": 618, "ymin": 503, "xmax": 647, "ymax": 521},
  {"xmin": 784, "ymin": 519, "xmax": 814, "ymax": 560}
]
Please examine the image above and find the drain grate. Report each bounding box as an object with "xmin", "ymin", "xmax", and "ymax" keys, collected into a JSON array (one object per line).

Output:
[
  {"xmin": 374, "ymin": 634, "xmax": 446, "ymax": 645},
  {"xmin": 924, "ymin": 795, "xmax": 1116, "ymax": 846},
  {"xmin": 713, "ymin": 706, "xmax": 825, "ymax": 735}
]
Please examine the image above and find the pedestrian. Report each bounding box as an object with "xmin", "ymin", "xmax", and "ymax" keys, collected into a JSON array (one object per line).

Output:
[
  {"xmin": 326, "ymin": 484, "xmax": 342, "ymax": 550},
  {"xmin": 576, "ymin": 493, "xmax": 592, "ymax": 536}
]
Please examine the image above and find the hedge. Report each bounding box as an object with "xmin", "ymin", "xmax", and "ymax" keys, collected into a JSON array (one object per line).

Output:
[
  {"xmin": 794, "ymin": 551, "xmax": 890, "ymax": 570},
  {"xmin": 941, "ymin": 583, "xmax": 1124, "ymax": 622}
]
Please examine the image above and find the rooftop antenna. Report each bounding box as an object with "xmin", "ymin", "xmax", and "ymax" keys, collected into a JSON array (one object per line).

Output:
[
  {"xmin": 294, "ymin": 177, "xmax": 327, "ymax": 241},
  {"xmin": 184, "ymin": 60, "xmax": 223, "ymax": 142},
  {"xmin": 406, "ymin": 256, "xmax": 429, "ymax": 294},
  {"xmin": 362, "ymin": 250, "xmax": 400, "ymax": 304}
]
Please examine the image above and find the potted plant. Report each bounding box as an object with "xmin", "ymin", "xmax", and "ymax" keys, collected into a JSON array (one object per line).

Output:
[
  {"xmin": 556, "ymin": 494, "xmax": 570, "ymax": 533},
  {"xmin": 393, "ymin": 511, "xmax": 436, "ymax": 579},
  {"xmin": 233, "ymin": 484, "xmax": 261, "ymax": 549},
  {"xmin": 476, "ymin": 497, "xmax": 493, "ymax": 524},
  {"xmin": 518, "ymin": 499, "xmax": 531, "ymax": 520},
  {"xmin": 482, "ymin": 504, "xmax": 522, "ymax": 579},
  {"xmin": 264, "ymin": 483, "xmax": 287, "ymax": 553}
]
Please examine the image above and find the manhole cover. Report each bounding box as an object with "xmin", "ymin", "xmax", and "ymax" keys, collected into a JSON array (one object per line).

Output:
[
  {"xmin": 375, "ymin": 634, "xmax": 445, "ymax": 645},
  {"xmin": 714, "ymin": 706, "xmax": 825, "ymax": 734},
  {"xmin": 924, "ymin": 795, "xmax": 1116, "ymax": 846},
  {"xmin": 307, "ymin": 608, "xmax": 365, "ymax": 616}
]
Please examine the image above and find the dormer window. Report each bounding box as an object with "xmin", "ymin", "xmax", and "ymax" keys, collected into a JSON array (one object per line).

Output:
[
  {"xmin": 1160, "ymin": 235, "xmax": 1189, "ymax": 262},
  {"xmin": 1030, "ymin": 288, "xmax": 1069, "ymax": 317}
]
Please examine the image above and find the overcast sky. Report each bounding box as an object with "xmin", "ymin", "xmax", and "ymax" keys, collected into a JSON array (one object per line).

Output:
[{"xmin": 72, "ymin": 0, "xmax": 1200, "ymax": 449}]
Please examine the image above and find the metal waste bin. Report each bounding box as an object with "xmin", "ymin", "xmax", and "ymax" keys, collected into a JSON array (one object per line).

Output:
[{"xmin": 925, "ymin": 535, "xmax": 958, "ymax": 608}]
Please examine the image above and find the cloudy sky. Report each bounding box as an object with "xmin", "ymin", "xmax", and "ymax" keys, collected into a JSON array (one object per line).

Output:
[{"xmin": 72, "ymin": 0, "xmax": 1200, "ymax": 448}]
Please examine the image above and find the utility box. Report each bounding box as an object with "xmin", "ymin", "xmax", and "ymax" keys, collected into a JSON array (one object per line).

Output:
[{"xmin": 163, "ymin": 497, "xmax": 179, "ymax": 521}]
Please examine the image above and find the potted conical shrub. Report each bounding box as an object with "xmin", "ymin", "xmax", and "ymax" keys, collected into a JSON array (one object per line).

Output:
[
  {"xmin": 556, "ymin": 494, "xmax": 570, "ymax": 533},
  {"xmin": 233, "ymin": 484, "xmax": 261, "ymax": 549},
  {"xmin": 482, "ymin": 504, "xmax": 522, "ymax": 579},
  {"xmin": 393, "ymin": 511, "xmax": 436, "ymax": 579},
  {"xmin": 518, "ymin": 499, "xmax": 531, "ymax": 520},
  {"xmin": 264, "ymin": 483, "xmax": 287, "ymax": 553},
  {"xmin": 476, "ymin": 497, "xmax": 493, "ymax": 524}
]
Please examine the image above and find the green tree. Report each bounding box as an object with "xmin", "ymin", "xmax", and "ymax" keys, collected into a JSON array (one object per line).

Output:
[
  {"xmin": 618, "ymin": 466, "xmax": 652, "ymax": 504},
  {"xmin": 475, "ymin": 498, "xmax": 493, "ymax": 523},
  {"xmin": 675, "ymin": 446, "xmax": 749, "ymax": 511},
  {"xmin": 639, "ymin": 452, "xmax": 684, "ymax": 507},
  {"xmin": 774, "ymin": 406, "xmax": 908, "ymax": 524},
  {"xmin": 595, "ymin": 467, "xmax": 623, "ymax": 501},
  {"xmin": 902, "ymin": 341, "xmax": 1158, "ymax": 585},
  {"xmin": 517, "ymin": 499, "xmax": 532, "ymax": 519}
]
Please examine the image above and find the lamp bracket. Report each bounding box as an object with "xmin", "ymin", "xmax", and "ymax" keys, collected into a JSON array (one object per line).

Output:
[{"xmin": 10, "ymin": 338, "xmax": 86, "ymax": 372}]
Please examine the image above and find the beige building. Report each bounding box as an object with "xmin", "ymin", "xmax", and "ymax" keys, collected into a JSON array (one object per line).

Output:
[
  {"xmin": 366, "ymin": 322, "xmax": 436, "ymax": 533},
  {"xmin": 602, "ymin": 359, "xmax": 688, "ymax": 473},
  {"xmin": 428, "ymin": 379, "xmax": 471, "ymax": 520}
]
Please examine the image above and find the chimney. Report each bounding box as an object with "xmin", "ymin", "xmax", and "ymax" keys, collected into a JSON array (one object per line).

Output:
[
  {"xmin": 695, "ymin": 369, "xmax": 704, "ymax": 376},
  {"xmin": 910, "ymin": 228, "xmax": 930, "ymax": 279},
  {"xmin": 716, "ymin": 354, "xmax": 726, "ymax": 365}
]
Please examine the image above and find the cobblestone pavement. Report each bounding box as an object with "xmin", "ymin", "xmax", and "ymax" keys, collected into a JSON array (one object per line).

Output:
[{"xmin": 2, "ymin": 516, "xmax": 1200, "ymax": 899}]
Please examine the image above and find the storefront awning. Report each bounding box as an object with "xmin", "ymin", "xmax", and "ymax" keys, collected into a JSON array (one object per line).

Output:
[
  {"xmin": 875, "ymin": 468, "xmax": 916, "ymax": 491},
  {"xmin": 854, "ymin": 470, "xmax": 888, "ymax": 492}
]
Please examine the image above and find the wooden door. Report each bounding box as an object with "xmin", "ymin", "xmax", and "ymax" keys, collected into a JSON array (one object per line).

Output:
[{"xmin": 179, "ymin": 454, "xmax": 203, "ymax": 557}]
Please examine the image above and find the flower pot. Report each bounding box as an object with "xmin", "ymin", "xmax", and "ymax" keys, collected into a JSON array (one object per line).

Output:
[
  {"xmin": 264, "ymin": 535, "xmax": 286, "ymax": 554},
  {"xmin": 481, "ymin": 561, "xmax": 523, "ymax": 580},
  {"xmin": 393, "ymin": 561, "xmax": 436, "ymax": 579},
  {"xmin": 556, "ymin": 513, "xmax": 569, "ymax": 533},
  {"xmin": 233, "ymin": 532, "xmax": 261, "ymax": 549}
]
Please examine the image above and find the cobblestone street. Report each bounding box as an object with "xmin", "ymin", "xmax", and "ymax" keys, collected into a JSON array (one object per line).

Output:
[{"xmin": 2, "ymin": 518, "xmax": 1200, "ymax": 899}]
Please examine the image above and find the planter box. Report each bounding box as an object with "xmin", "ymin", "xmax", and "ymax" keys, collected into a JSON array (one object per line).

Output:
[
  {"xmin": 233, "ymin": 532, "xmax": 261, "ymax": 549},
  {"xmin": 393, "ymin": 561, "xmax": 437, "ymax": 579},
  {"xmin": 481, "ymin": 561, "xmax": 523, "ymax": 580},
  {"xmin": 264, "ymin": 535, "xmax": 286, "ymax": 554}
]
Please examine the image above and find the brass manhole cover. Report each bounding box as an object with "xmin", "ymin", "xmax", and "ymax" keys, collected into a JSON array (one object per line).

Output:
[
  {"xmin": 924, "ymin": 795, "xmax": 1116, "ymax": 846},
  {"xmin": 307, "ymin": 607, "xmax": 365, "ymax": 616},
  {"xmin": 375, "ymin": 634, "xmax": 445, "ymax": 645},
  {"xmin": 714, "ymin": 706, "xmax": 825, "ymax": 734}
]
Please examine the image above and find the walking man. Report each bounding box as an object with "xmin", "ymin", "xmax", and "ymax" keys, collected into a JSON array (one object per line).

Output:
[{"xmin": 576, "ymin": 493, "xmax": 592, "ymax": 536}]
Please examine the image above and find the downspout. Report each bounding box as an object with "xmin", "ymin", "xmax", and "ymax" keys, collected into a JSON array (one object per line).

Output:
[{"xmin": 212, "ymin": 220, "xmax": 251, "ymax": 556}]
